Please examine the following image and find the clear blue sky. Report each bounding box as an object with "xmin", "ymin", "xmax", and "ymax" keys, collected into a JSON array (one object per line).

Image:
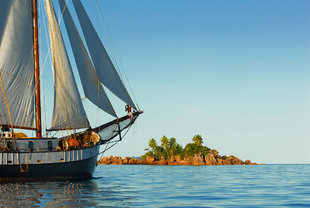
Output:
[{"xmin": 41, "ymin": 0, "xmax": 310, "ymax": 164}]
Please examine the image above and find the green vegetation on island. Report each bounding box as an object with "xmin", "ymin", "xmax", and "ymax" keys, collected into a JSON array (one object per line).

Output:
[
  {"xmin": 141, "ymin": 134, "xmax": 209, "ymax": 161},
  {"xmin": 98, "ymin": 134, "xmax": 258, "ymax": 166}
]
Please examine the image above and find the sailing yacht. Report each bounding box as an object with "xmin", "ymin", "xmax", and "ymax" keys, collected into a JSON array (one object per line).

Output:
[{"xmin": 0, "ymin": 0, "xmax": 142, "ymax": 181}]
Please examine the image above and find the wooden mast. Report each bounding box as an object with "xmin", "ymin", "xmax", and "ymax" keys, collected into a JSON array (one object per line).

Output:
[{"xmin": 33, "ymin": 0, "xmax": 42, "ymax": 137}]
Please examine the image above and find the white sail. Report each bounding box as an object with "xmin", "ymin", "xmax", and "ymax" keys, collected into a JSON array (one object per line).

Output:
[
  {"xmin": 0, "ymin": 1, "xmax": 13, "ymax": 42},
  {"xmin": 72, "ymin": 0, "xmax": 137, "ymax": 110},
  {"xmin": 45, "ymin": 0, "xmax": 89, "ymax": 130},
  {"xmin": 58, "ymin": 0, "xmax": 117, "ymax": 118},
  {"xmin": 0, "ymin": 0, "xmax": 35, "ymax": 129}
]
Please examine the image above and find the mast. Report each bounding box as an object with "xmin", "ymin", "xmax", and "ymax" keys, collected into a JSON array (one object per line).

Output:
[{"xmin": 33, "ymin": 0, "xmax": 42, "ymax": 137}]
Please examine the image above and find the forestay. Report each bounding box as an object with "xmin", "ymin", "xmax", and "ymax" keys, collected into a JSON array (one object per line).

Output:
[
  {"xmin": 0, "ymin": 0, "xmax": 35, "ymax": 129},
  {"xmin": 58, "ymin": 0, "xmax": 117, "ymax": 118},
  {"xmin": 45, "ymin": 0, "xmax": 89, "ymax": 130},
  {"xmin": 72, "ymin": 0, "xmax": 137, "ymax": 110}
]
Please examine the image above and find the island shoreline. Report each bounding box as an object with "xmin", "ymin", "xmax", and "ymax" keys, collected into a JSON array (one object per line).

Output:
[{"xmin": 98, "ymin": 149, "xmax": 259, "ymax": 166}]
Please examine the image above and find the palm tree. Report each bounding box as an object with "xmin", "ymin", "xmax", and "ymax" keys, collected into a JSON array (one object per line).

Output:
[
  {"xmin": 149, "ymin": 138, "xmax": 157, "ymax": 152},
  {"xmin": 169, "ymin": 137, "xmax": 177, "ymax": 156},
  {"xmin": 192, "ymin": 134, "xmax": 203, "ymax": 147},
  {"xmin": 161, "ymin": 136, "xmax": 170, "ymax": 160}
]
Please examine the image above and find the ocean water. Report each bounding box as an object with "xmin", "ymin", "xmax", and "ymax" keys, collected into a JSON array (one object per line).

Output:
[{"xmin": 0, "ymin": 164, "xmax": 309, "ymax": 207}]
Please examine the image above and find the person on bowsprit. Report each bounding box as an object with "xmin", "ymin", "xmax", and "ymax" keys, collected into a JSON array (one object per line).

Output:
[{"xmin": 125, "ymin": 104, "xmax": 133, "ymax": 121}]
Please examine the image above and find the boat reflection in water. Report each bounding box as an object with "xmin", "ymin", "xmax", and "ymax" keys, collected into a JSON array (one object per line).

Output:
[{"xmin": 0, "ymin": 180, "xmax": 100, "ymax": 207}]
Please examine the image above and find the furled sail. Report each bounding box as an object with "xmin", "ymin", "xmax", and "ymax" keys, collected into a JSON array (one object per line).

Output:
[
  {"xmin": 58, "ymin": 0, "xmax": 116, "ymax": 118},
  {"xmin": 0, "ymin": 0, "xmax": 35, "ymax": 129},
  {"xmin": 45, "ymin": 0, "xmax": 90, "ymax": 130},
  {"xmin": 72, "ymin": 0, "xmax": 137, "ymax": 110}
]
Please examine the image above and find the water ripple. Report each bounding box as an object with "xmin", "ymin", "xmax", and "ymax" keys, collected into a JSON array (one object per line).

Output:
[{"xmin": 0, "ymin": 164, "xmax": 309, "ymax": 207}]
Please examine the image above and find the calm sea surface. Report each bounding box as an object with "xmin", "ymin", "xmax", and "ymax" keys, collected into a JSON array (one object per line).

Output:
[{"xmin": 0, "ymin": 164, "xmax": 309, "ymax": 207}]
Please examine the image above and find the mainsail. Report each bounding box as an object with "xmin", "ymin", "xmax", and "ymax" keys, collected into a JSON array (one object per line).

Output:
[
  {"xmin": 45, "ymin": 0, "xmax": 89, "ymax": 130},
  {"xmin": 58, "ymin": 0, "xmax": 116, "ymax": 118},
  {"xmin": 0, "ymin": 0, "xmax": 35, "ymax": 129},
  {"xmin": 72, "ymin": 0, "xmax": 137, "ymax": 110}
]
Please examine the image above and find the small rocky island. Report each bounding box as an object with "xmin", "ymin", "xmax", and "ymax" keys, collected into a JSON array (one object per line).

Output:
[{"xmin": 98, "ymin": 135, "xmax": 257, "ymax": 166}]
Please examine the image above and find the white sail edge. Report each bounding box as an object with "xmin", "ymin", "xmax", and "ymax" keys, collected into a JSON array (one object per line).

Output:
[
  {"xmin": 58, "ymin": 0, "xmax": 117, "ymax": 118},
  {"xmin": 45, "ymin": 0, "xmax": 90, "ymax": 131},
  {"xmin": 72, "ymin": 0, "xmax": 137, "ymax": 110},
  {"xmin": 0, "ymin": 0, "xmax": 35, "ymax": 129}
]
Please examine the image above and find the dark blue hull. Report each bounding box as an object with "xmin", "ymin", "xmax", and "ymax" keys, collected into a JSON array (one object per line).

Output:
[{"xmin": 0, "ymin": 156, "xmax": 98, "ymax": 182}]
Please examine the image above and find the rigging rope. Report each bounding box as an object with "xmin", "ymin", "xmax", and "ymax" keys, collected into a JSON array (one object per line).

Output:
[
  {"xmin": 91, "ymin": 0, "xmax": 140, "ymax": 109},
  {"xmin": 0, "ymin": 73, "xmax": 14, "ymax": 142},
  {"xmin": 0, "ymin": 84, "xmax": 9, "ymax": 129},
  {"xmin": 97, "ymin": 118, "xmax": 136, "ymax": 161}
]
